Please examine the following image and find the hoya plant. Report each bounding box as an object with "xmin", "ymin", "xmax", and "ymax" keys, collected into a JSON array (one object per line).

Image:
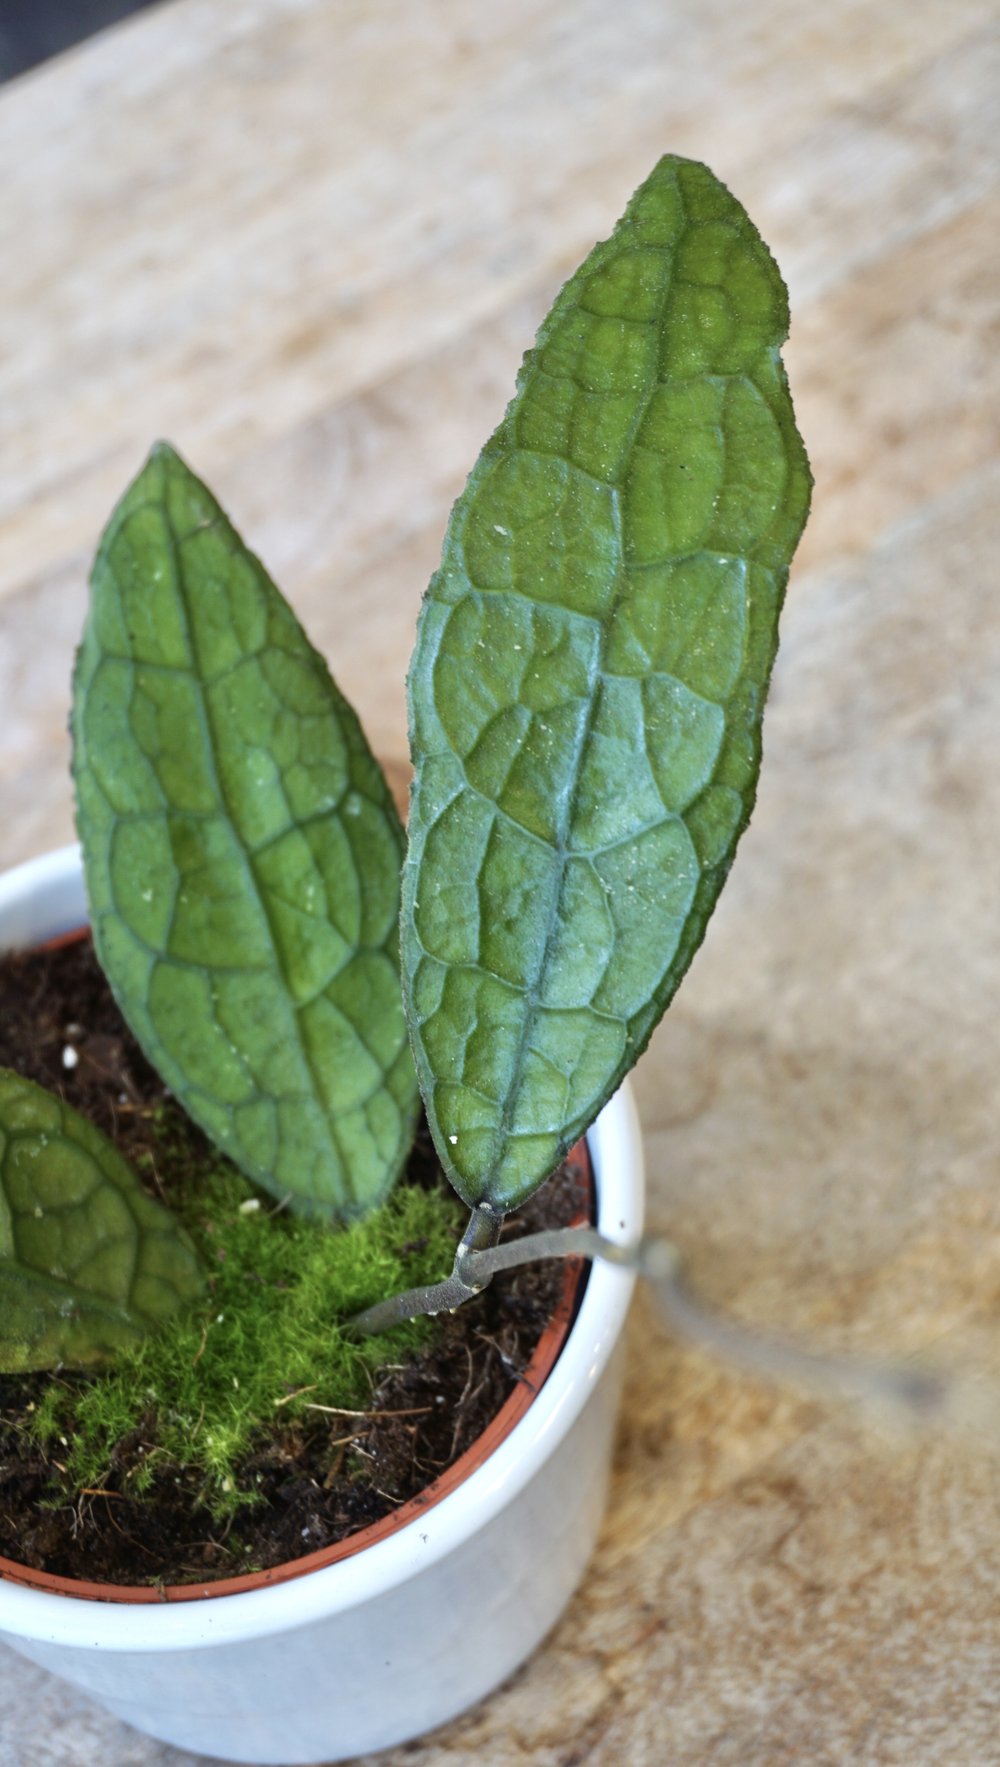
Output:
[{"xmin": 1, "ymin": 155, "xmax": 811, "ymax": 1384}]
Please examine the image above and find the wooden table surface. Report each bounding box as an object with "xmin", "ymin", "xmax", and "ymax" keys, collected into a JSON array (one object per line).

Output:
[{"xmin": 2, "ymin": 2, "xmax": 999, "ymax": 1762}]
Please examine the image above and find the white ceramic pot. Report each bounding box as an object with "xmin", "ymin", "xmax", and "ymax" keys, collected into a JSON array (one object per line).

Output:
[{"xmin": 0, "ymin": 846, "xmax": 644, "ymax": 1765}]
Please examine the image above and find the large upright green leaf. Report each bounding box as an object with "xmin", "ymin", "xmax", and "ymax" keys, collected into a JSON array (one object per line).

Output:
[
  {"xmin": 0, "ymin": 1069, "xmax": 204, "ymax": 1372},
  {"xmin": 73, "ymin": 444, "xmax": 419, "ymax": 1220},
  {"xmin": 404, "ymin": 156, "xmax": 812, "ymax": 1210}
]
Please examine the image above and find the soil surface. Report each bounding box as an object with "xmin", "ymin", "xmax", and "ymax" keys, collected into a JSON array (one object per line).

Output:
[{"xmin": 0, "ymin": 937, "xmax": 589, "ymax": 1587}]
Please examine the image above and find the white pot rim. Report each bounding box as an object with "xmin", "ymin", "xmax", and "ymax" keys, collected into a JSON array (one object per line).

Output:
[{"xmin": 0, "ymin": 845, "xmax": 644, "ymax": 1654}]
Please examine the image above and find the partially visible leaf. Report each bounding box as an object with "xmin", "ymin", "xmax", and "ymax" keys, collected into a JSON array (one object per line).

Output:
[
  {"xmin": 404, "ymin": 155, "xmax": 812, "ymax": 1211},
  {"xmin": 72, "ymin": 443, "xmax": 419, "ymax": 1221},
  {"xmin": 0, "ymin": 1068, "xmax": 204, "ymax": 1372}
]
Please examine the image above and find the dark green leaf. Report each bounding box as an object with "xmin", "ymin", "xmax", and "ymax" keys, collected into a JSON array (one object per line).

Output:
[
  {"xmin": 404, "ymin": 155, "xmax": 812, "ymax": 1209},
  {"xmin": 72, "ymin": 444, "xmax": 419, "ymax": 1220},
  {"xmin": 0, "ymin": 1068, "xmax": 204, "ymax": 1372}
]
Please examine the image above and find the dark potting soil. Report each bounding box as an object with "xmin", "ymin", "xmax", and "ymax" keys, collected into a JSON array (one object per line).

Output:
[{"xmin": 0, "ymin": 937, "xmax": 589, "ymax": 1587}]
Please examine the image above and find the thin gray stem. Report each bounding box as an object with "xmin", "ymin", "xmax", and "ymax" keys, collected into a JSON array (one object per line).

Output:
[
  {"xmin": 348, "ymin": 1202, "xmax": 505, "ymax": 1336},
  {"xmin": 457, "ymin": 1201, "xmax": 505, "ymax": 1260},
  {"xmin": 461, "ymin": 1229, "xmax": 958, "ymax": 1419},
  {"xmin": 349, "ymin": 1222, "xmax": 990, "ymax": 1435}
]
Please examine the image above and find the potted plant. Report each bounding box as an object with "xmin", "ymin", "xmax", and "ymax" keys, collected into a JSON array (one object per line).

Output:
[{"xmin": 0, "ymin": 153, "xmax": 810, "ymax": 1763}]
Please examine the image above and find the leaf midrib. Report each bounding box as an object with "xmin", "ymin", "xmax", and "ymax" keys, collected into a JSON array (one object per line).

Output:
[{"xmin": 476, "ymin": 199, "xmax": 689, "ymax": 1175}]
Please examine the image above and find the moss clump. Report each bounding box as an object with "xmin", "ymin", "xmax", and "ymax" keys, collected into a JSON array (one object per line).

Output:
[{"xmin": 30, "ymin": 1147, "xmax": 462, "ymax": 1518}]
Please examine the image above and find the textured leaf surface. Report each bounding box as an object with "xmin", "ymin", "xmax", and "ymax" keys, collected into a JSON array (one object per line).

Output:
[
  {"xmin": 0, "ymin": 1069, "xmax": 204, "ymax": 1372},
  {"xmin": 73, "ymin": 444, "xmax": 419, "ymax": 1219},
  {"xmin": 404, "ymin": 156, "xmax": 812, "ymax": 1209}
]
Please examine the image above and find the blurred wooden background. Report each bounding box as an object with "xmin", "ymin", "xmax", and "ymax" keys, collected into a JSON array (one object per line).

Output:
[{"xmin": 1, "ymin": 1, "xmax": 999, "ymax": 1761}]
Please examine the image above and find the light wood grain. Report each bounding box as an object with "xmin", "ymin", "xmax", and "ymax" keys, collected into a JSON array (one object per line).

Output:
[{"xmin": 2, "ymin": 0, "xmax": 999, "ymax": 1762}]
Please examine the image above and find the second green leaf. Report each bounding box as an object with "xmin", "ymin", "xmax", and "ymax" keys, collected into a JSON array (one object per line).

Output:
[{"xmin": 72, "ymin": 445, "xmax": 419, "ymax": 1221}]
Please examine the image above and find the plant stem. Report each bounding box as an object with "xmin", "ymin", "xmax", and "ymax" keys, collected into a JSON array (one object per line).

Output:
[
  {"xmin": 458, "ymin": 1201, "xmax": 506, "ymax": 1259},
  {"xmin": 348, "ymin": 1202, "xmax": 504, "ymax": 1336},
  {"xmin": 350, "ymin": 1222, "xmax": 977, "ymax": 1435}
]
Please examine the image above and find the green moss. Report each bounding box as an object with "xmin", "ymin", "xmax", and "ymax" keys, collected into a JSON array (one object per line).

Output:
[{"xmin": 30, "ymin": 1130, "xmax": 462, "ymax": 1517}]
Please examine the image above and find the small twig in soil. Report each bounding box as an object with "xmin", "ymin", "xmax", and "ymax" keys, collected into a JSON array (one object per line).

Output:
[
  {"xmin": 474, "ymin": 1328, "xmax": 528, "ymax": 1382},
  {"xmin": 323, "ymin": 1444, "xmax": 347, "ymax": 1487},
  {"xmin": 448, "ymin": 1344, "xmax": 477, "ymax": 1463},
  {"xmin": 265, "ymin": 1193, "xmax": 296, "ymax": 1219},
  {"xmin": 102, "ymin": 1508, "xmax": 162, "ymax": 1559},
  {"xmin": 274, "ymin": 1384, "xmax": 320, "ymax": 1407},
  {"xmin": 302, "ymin": 1404, "xmax": 434, "ymax": 1420}
]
